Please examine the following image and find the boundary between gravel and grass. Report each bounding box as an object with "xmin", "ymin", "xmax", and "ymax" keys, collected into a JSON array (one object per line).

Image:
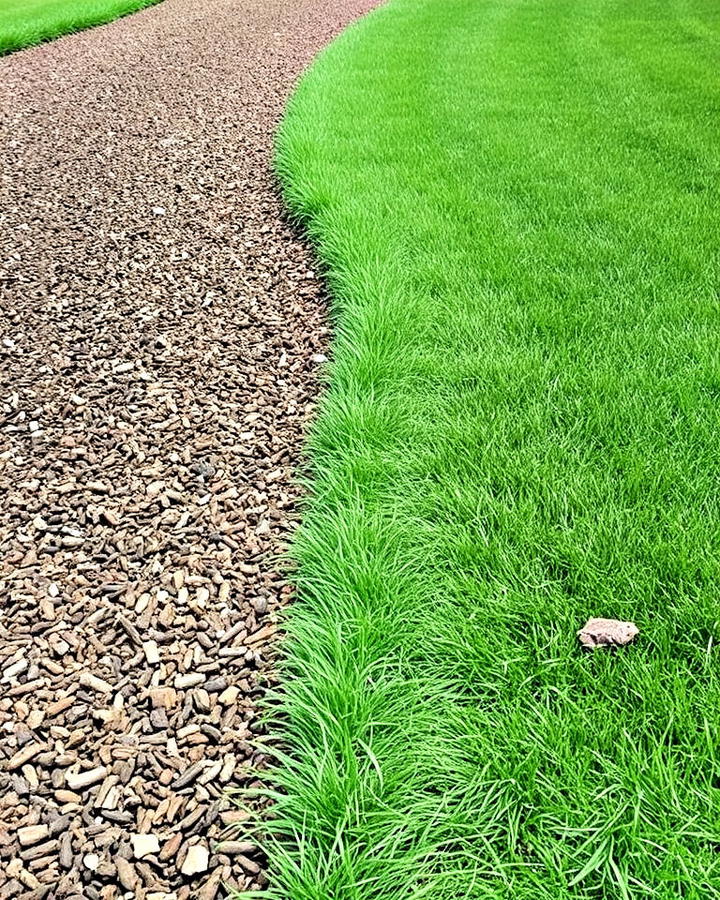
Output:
[
  {"xmin": 0, "ymin": 0, "xmax": 161, "ymax": 54},
  {"xmin": 262, "ymin": 0, "xmax": 720, "ymax": 898}
]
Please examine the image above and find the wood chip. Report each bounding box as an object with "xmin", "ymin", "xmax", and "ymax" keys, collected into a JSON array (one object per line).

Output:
[
  {"xmin": 18, "ymin": 825, "xmax": 50, "ymax": 847},
  {"xmin": 66, "ymin": 766, "xmax": 108, "ymax": 790},
  {"xmin": 79, "ymin": 672, "xmax": 114, "ymax": 693},
  {"xmin": 7, "ymin": 742, "xmax": 46, "ymax": 770}
]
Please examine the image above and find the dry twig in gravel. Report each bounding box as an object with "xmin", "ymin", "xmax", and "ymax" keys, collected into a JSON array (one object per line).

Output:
[{"xmin": 0, "ymin": 0, "xmax": 377, "ymax": 896}]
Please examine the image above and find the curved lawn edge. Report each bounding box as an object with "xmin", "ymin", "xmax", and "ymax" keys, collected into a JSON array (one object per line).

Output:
[
  {"xmin": 267, "ymin": 0, "xmax": 720, "ymax": 898},
  {"xmin": 0, "ymin": 0, "xmax": 162, "ymax": 55}
]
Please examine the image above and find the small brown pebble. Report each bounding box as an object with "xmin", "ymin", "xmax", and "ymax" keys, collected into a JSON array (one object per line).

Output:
[
  {"xmin": 26, "ymin": 710, "xmax": 45, "ymax": 729},
  {"xmin": 245, "ymin": 624, "xmax": 275, "ymax": 645},
  {"xmin": 58, "ymin": 833, "xmax": 73, "ymax": 869},
  {"xmin": 193, "ymin": 689, "xmax": 211, "ymax": 713},
  {"xmin": 219, "ymin": 809, "xmax": 252, "ymax": 827},
  {"xmin": 46, "ymin": 697, "xmax": 74, "ymax": 717},
  {"xmin": 171, "ymin": 760, "xmax": 206, "ymax": 790},
  {"xmin": 218, "ymin": 755, "xmax": 236, "ymax": 784},
  {"xmin": 21, "ymin": 839, "xmax": 60, "ymax": 863},
  {"xmin": 150, "ymin": 708, "xmax": 169, "ymax": 729},
  {"xmin": 252, "ymin": 597, "xmax": 268, "ymax": 615}
]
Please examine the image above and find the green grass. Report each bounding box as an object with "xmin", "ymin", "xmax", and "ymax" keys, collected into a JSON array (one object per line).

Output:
[
  {"xmin": 0, "ymin": 0, "xmax": 159, "ymax": 53},
  {"xmin": 263, "ymin": 0, "xmax": 720, "ymax": 898}
]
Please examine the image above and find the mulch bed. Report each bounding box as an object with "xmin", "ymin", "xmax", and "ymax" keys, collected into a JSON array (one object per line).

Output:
[{"xmin": 0, "ymin": 0, "xmax": 377, "ymax": 896}]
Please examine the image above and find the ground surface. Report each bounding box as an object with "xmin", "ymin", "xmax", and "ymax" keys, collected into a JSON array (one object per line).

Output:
[
  {"xmin": 0, "ymin": 0, "xmax": 376, "ymax": 896},
  {"xmin": 271, "ymin": 0, "xmax": 720, "ymax": 897},
  {"xmin": 0, "ymin": 0, "xmax": 159, "ymax": 54}
]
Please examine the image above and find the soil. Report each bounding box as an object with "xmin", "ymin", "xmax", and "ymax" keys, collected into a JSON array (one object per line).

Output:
[{"xmin": 0, "ymin": 0, "xmax": 377, "ymax": 896}]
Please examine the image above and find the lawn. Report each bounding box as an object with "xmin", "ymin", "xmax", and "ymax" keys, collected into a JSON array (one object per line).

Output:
[
  {"xmin": 265, "ymin": 0, "xmax": 720, "ymax": 897},
  {"xmin": 0, "ymin": 0, "xmax": 159, "ymax": 53}
]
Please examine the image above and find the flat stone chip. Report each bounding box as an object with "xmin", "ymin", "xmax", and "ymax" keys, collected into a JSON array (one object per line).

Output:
[{"xmin": 577, "ymin": 617, "xmax": 639, "ymax": 649}]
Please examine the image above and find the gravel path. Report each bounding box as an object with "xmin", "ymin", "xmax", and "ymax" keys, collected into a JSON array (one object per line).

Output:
[{"xmin": 0, "ymin": 0, "xmax": 376, "ymax": 896}]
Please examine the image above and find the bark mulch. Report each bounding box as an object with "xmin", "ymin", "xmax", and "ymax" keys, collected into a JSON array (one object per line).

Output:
[{"xmin": 0, "ymin": 0, "xmax": 377, "ymax": 896}]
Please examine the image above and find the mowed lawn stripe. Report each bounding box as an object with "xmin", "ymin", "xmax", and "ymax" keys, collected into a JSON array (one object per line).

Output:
[{"xmin": 267, "ymin": 0, "xmax": 720, "ymax": 898}]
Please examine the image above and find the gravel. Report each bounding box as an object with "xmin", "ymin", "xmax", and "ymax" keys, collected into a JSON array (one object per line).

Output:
[{"xmin": 0, "ymin": 0, "xmax": 377, "ymax": 895}]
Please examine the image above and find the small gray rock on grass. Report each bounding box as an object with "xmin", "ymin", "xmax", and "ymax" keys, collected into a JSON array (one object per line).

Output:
[{"xmin": 578, "ymin": 617, "xmax": 639, "ymax": 649}]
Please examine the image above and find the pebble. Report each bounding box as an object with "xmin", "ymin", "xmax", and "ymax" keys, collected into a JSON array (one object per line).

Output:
[
  {"xmin": 236, "ymin": 853, "xmax": 262, "ymax": 875},
  {"xmin": 180, "ymin": 844, "xmax": 209, "ymax": 876},
  {"xmin": 131, "ymin": 834, "xmax": 160, "ymax": 859},
  {"xmin": 83, "ymin": 853, "xmax": 100, "ymax": 871},
  {"xmin": 577, "ymin": 617, "xmax": 639, "ymax": 649},
  {"xmin": 143, "ymin": 640, "xmax": 161, "ymax": 664},
  {"xmin": 59, "ymin": 834, "xmax": 73, "ymax": 869},
  {"xmin": 197, "ymin": 869, "xmax": 222, "ymax": 900},
  {"xmin": 218, "ymin": 685, "xmax": 240, "ymax": 705},
  {"xmin": 219, "ymin": 755, "xmax": 236, "ymax": 783},
  {"xmin": 252, "ymin": 596, "xmax": 268, "ymax": 615}
]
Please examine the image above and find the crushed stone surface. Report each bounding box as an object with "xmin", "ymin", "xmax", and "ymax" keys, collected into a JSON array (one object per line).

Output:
[{"xmin": 0, "ymin": 0, "xmax": 377, "ymax": 896}]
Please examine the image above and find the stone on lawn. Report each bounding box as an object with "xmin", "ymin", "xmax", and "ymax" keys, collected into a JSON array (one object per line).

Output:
[{"xmin": 577, "ymin": 617, "xmax": 639, "ymax": 649}]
